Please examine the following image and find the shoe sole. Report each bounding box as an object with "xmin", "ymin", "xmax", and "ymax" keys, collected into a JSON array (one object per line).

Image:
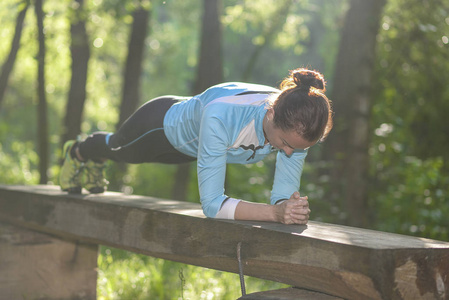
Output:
[
  {"xmin": 89, "ymin": 187, "xmax": 105, "ymax": 194},
  {"xmin": 63, "ymin": 187, "xmax": 82, "ymax": 194}
]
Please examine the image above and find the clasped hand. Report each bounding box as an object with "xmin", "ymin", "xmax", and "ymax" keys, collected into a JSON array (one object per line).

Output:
[{"xmin": 275, "ymin": 191, "xmax": 310, "ymax": 225}]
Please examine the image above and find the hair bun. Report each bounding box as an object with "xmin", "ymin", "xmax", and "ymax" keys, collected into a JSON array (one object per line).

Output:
[{"xmin": 292, "ymin": 69, "xmax": 325, "ymax": 92}]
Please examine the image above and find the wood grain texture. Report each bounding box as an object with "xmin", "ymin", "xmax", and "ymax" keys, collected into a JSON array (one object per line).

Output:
[
  {"xmin": 0, "ymin": 222, "xmax": 97, "ymax": 300},
  {"xmin": 238, "ymin": 287, "xmax": 343, "ymax": 300},
  {"xmin": 1, "ymin": 185, "xmax": 448, "ymax": 300}
]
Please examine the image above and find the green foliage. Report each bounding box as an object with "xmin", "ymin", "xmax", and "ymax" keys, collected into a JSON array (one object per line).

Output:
[
  {"xmin": 370, "ymin": 0, "xmax": 449, "ymax": 241},
  {"xmin": 371, "ymin": 155, "xmax": 449, "ymax": 240},
  {"xmin": 0, "ymin": 142, "xmax": 39, "ymax": 184},
  {"xmin": 226, "ymin": 157, "xmax": 274, "ymax": 203},
  {"xmin": 140, "ymin": 0, "xmax": 201, "ymax": 97},
  {"xmin": 301, "ymin": 159, "xmax": 344, "ymax": 224},
  {"xmin": 120, "ymin": 163, "xmax": 177, "ymax": 198},
  {"xmin": 97, "ymin": 246, "xmax": 287, "ymax": 300},
  {"xmin": 223, "ymin": 0, "xmax": 310, "ymax": 83},
  {"xmin": 374, "ymin": 0, "xmax": 449, "ymax": 161}
]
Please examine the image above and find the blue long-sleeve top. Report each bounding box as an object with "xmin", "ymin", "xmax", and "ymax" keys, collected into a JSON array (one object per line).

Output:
[{"xmin": 163, "ymin": 82, "xmax": 308, "ymax": 218}]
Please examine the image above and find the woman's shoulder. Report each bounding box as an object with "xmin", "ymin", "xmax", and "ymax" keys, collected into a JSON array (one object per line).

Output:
[
  {"xmin": 207, "ymin": 82, "xmax": 279, "ymax": 93},
  {"xmin": 196, "ymin": 82, "xmax": 279, "ymax": 107}
]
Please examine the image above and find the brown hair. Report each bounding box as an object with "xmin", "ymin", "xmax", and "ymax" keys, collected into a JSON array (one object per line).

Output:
[{"xmin": 271, "ymin": 68, "xmax": 333, "ymax": 142}]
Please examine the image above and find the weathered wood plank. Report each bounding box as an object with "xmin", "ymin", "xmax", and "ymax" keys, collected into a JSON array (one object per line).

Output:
[
  {"xmin": 0, "ymin": 222, "xmax": 97, "ymax": 300},
  {"xmin": 0, "ymin": 185, "xmax": 448, "ymax": 300},
  {"xmin": 238, "ymin": 287, "xmax": 343, "ymax": 300}
]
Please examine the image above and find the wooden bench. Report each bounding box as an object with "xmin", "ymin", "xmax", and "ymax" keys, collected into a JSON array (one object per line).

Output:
[{"xmin": 0, "ymin": 185, "xmax": 448, "ymax": 299}]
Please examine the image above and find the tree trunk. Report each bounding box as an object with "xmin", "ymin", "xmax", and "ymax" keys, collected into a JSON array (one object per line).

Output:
[
  {"xmin": 0, "ymin": 0, "xmax": 30, "ymax": 110},
  {"xmin": 192, "ymin": 0, "xmax": 224, "ymax": 94},
  {"xmin": 323, "ymin": 0, "xmax": 386, "ymax": 227},
  {"xmin": 116, "ymin": 6, "xmax": 150, "ymax": 129},
  {"xmin": 62, "ymin": 0, "xmax": 90, "ymax": 145},
  {"xmin": 110, "ymin": 4, "xmax": 151, "ymax": 192},
  {"xmin": 35, "ymin": 0, "xmax": 48, "ymax": 184},
  {"xmin": 173, "ymin": 0, "xmax": 224, "ymax": 201}
]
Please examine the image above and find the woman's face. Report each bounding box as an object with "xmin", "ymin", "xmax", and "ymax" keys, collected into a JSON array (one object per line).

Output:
[{"xmin": 263, "ymin": 109, "xmax": 316, "ymax": 156}]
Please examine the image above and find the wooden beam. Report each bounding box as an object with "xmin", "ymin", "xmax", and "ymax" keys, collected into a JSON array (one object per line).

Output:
[
  {"xmin": 0, "ymin": 222, "xmax": 97, "ymax": 300},
  {"xmin": 238, "ymin": 287, "xmax": 343, "ymax": 300},
  {"xmin": 0, "ymin": 185, "xmax": 448, "ymax": 300}
]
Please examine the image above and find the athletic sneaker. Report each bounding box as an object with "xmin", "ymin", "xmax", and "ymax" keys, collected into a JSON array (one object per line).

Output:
[
  {"xmin": 59, "ymin": 140, "xmax": 83, "ymax": 194},
  {"xmin": 83, "ymin": 160, "xmax": 109, "ymax": 193}
]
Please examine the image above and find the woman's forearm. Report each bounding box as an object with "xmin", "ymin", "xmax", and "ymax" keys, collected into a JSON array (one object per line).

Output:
[
  {"xmin": 233, "ymin": 192, "xmax": 310, "ymax": 225},
  {"xmin": 234, "ymin": 201, "xmax": 278, "ymax": 222}
]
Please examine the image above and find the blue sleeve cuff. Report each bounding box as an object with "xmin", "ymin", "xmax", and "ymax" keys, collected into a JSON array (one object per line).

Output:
[{"xmin": 201, "ymin": 194, "xmax": 229, "ymax": 218}]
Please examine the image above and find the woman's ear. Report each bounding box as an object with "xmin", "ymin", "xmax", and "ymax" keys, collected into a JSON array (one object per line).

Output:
[{"xmin": 267, "ymin": 107, "xmax": 275, "ymax": 120}]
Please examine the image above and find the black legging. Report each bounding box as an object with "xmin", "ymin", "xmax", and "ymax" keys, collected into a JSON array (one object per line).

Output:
[{"xmin": 78, "ymin": 96, "xmax": 196, "ymax": 164}]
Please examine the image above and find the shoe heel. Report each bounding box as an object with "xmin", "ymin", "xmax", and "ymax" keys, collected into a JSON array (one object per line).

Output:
[{"xmin": 88, "ymin": 187, "xmax": 105, "ymax": 194}]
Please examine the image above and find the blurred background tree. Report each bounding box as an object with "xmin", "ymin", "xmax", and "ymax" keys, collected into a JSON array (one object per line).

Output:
[
  {"xmin": 62, "ymin": 0, "xmax": 90, "ymax": 144},
  {"xmin": 107, "ymin": 0, "xmax": 152, "ymax": 191},
  {"xmin": 1, "ymin": 0, "xmax": 448, "ymax": 297},
  {"xmin": 323, "ymin": 0, "xmax": 387, "ymax": 228}
]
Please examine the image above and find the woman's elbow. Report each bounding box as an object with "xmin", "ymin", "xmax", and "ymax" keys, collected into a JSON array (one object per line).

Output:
[
  {"xmin": 201, "ymin": 198, "xmax": 222, "ymax": 218},
  {"xmin": 202, "ymin": 206, "xmax": 217, "ymax": 218}
]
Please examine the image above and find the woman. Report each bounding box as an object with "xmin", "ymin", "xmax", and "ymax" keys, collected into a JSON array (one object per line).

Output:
[{"xmin": 59, "ymin": 68, "xmax": 333, "ymax": 225}]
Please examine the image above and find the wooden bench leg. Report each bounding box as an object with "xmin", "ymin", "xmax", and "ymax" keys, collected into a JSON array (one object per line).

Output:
[{"xmin": 0, "ymin": 222, "xmax": 98, "ymax": 300}]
